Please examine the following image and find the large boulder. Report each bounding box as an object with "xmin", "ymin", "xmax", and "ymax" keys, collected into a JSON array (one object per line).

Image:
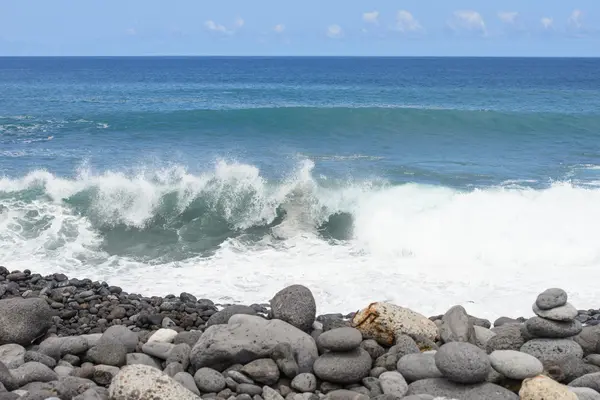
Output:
[
  {"xmin": 108, "ymin": 364, "xmax": 199, "ymax": 399},
  {"xmin": 352, "ymin": 302, "xmax": 438, "ymax": 346},
  {"xmin": 190, "ymin": 314, "xmax": 318, "ymax": 372},
  {"xmin": 270, "ymin": 285, "xmax": 316, "ymax": 332},
  {"xmin": 0, "ymin": 298, "xmax": 52, "ymax": 345},
  {"xmin": 407, "ymin": 378, "xmax": 518, "ymax": 400}
]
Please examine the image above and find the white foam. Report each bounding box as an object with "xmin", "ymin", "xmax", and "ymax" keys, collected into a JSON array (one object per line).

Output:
[{"xmin": 2, "ymin": 163, "xmax": 600, "ymax": 319}]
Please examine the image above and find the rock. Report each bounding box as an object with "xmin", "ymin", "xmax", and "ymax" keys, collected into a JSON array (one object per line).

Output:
[
  {"xmin": 73, "ymin": 387, "xmax": 109, "ymax": 400},
  {"xmin": 525, "ymin": 317, "xmax": 582, "ymax": 338},
  {"xmin": 0, "ymin": 360, "xmax": 17, "ymax": 390},
  {"xmin": 536, "ymin": 288, "xmax": 568, "ymax": 310},
  {"xmin": 571, "ymin": 387, "xmax": 600, "ymax": 400},
  {"xmin": 86, "ymin": 341, "xmax": 127, "ymax": 367},
  {"xmin": 533, "ymin": 303, "xmax": 578, "ymax": 322},
  {"xmin": 378, "ymin": 371, "xmax": 408, "ymax": 398},
  {"xmin": 324, "ymin": 390, "xmax": 369, "ymax": 400},
  {"xmin": 271, "ymin": 343, "xmax": 299, "ymax": 379},
  {"xmin": 241, "ymin": 359, "xmax": 280, "ymax": 385},
  {"xmin": 270, "ymin": 285, "xmax": 316, "ymax": 332},
  {"xmin": 174, "ymin": 372, "xmax": 200, "ymax": 396},
  {"xmin": 194, "ymin": 367, "xmax": 226, "ymax": 393},
  {"xmin": 93, "ymin": 365, "xmax": 120, "ymax": 386},
  {"xmin": 163, "ymin": 362, "xmax": 184, "ymax": 377},
  {"xmin": 142, "ymin": 341, "xmax": 174, "ymax": 360},
  {"xmin": 147, "ymin": 328, "xmax": 178, "ymax": 343},
  {"xmin": 494, "ymin": 317, "xmax": 521, "ymax": 327},
  {"xmin": 237, "ymin": 383, "xmax": 263, "ymax": 396},
  {"xmin": 313, "ymin": 348, "xmax": 371, "ymax": 384},
  {"xmin": 520, "ymin": 339, "xmax": 583, "ymax": 364},
  {"xmin": 166, "ymin": 343, "xmax": 191, "ymax": 369},
  {"xmin": 406, "ymin": 378, "xmax": 518, "ymax": 399},
  {"xmin": 359, "ymin": 340, "xmax": 385, "ymax": 360},
  {"xmin": 56, "ymin": 364, "xmax": 74, "ymax": 376},
  {"xmin": 227, "ymin": 370, "xmax": 253, "ymax": 384},
  {"xmin": 486, "ymin": 324, "xmax": 526, "ymax": 353},
  {"xmin": 575, "ymin": 326, "xmax": 600, "ymax": 355},
  {"xmin": 569, "ymin": 372, "xmax": 600, "ymax": 392},
  {"xmin": 317, "ymin": 328, "xmax": 362, "ymax": 352},
  {"xmin": 23, "ymin": 351, "xmax": 56, "ymax": 369},
  {"xmin": 474, "ymin": 326, "xmax": 496, "ymax": 348},
  {"xmin": 489, "ymin": 350, "xmax": 543, "ymax": 380},
  {"xmin": 291, "ymin": 373, "xmax": 317, "ymax": 393},
  {"xmin": 206, "ymin": 305, "xmax": 257, "ymax": 327},
  {"xmin": 469, "ymin": 315, "xmax": 492, "ymax": 329},
  {"xmin": 56, "ymin": 376, "xmax": 96, "ymax": 399},
  {"xmin": 263, "ymin": 386, "xmax": 284, "ymax": 400},
  {"xmin": 439, "ymin": 306, "xmax": 476, "ymax": 344},
  {"xmin": 519, "ymin": 375, "xmax": 577, "ymax": 400},
  {"xmin": 396, "ymin": 353, "xmax": 443, "ymax": 382},
  {"xmin": 0, "ymin": 344, "xmax": 25, "ymax": 369},
  {"xmin": 99, "ymin": 325, "xmax": 138, "ymax": 353},
  {"xmin": 174, "ymin": 331, "xmax": 203, "ymax": 348},
  {"xmin": 0, "ymin": 298, "xmax": 52, "ymax": 345},
  {"xmin": 60, "ymin": 336, "xmax": 90, "ymax": 356},
  {"xmin": 435, "ymin": 342, "xmax": 491, "ymax": 384},
  {"xmin": 11, "ymin": 361, "xmax": 58, "ymax": 387},
  {"xmin": 126, "ymin": 353, "xmax": 162, "ymax": 370},
  {"xmin": 108, "ymin": 364, "xmax": 199, "ymax": 399},
  {"xmin": 586, "ymin": 354, "xmax": 600, "ymax": 367},
  {"xmin": 352, "ymin": 302, "xmax": 438, "ymax": 346},
  {"xmin": 191, "ymin": 315, "xmax": 317, "ymax": 373}
]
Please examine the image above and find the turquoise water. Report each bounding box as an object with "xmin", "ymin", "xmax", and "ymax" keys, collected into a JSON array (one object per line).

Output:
[{"xmin": 1, "ymin": 57, "xmax": 600, "ymax": 315}]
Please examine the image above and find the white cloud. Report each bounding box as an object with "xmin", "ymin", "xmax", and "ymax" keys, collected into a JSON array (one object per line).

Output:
[
  {"xmin": 497, "ymin": 11, "xmax": 518, "ymax": 24},
  {"xmin": 204, "ymin": 18, "xmax": 244, "ymax": 35},
  {"xmin": 234, "ymin": 17, "xmax": 245, "ymax": 28},
  {"xmin": 396, "ymin": 10, "xmax": 422, "ymax": 32},
  {"xmin": 541, "ymin": 17, "xmax": 554, "ymax": 30},
  {"xmin": 126, "ymin": 28, "xmax": 137, "ymax": 36},
  {"xmin": 449, "ymin": 10, "xmax": 486, "ymax": 35},
  {"xmin": 274, "ymin": 24, "xmax": 285, "ymax": 33},
  {"xmin": 363, "ymin": 11, "xmax": 379, "ymax": 24},
  {"xmin": 568, "ymin": 9, "xmax": 583, "ymax": 29},
  {"xmin": 327, "ymin": 24, "xmax": 343, "ymax": 39}
]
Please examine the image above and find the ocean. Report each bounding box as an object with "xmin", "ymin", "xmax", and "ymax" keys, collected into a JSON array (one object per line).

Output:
[{"xmin": 1, "ymin": 56, "xmax": 600, "ymax": 318}]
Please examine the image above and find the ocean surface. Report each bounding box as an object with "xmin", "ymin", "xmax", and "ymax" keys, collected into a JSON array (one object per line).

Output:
[{"xmin": 1, "ymin": 56, "xmax": 600, "ymax": 318}]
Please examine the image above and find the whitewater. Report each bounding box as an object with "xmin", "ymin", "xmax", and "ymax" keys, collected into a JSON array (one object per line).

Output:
[{"xmin": 2, "ymin": 159, "xmax": 600, "ymax": 319}]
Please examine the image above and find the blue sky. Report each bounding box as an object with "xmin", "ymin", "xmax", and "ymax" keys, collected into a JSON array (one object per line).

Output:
[{"xmin": 1, "ymin": 0, "xmax": 599, "ymax": 56}]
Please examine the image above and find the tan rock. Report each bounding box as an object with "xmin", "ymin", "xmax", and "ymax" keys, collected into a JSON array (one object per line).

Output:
[
  {"xmin": 351, "ymin": 302, "xmax": 439, "ymax": 346},
  {"xmin": 108, "ymin": 364, "xmax": 200, "ymax": 400},
  {"xmin": 519, "ymin": 375, "xmax": 577, "ymax": 400}
]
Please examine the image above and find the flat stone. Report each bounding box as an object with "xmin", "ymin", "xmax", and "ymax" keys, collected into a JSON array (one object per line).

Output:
[
  {"xmin": 570, "ymin": 387, "xmax": 600, "ymax": 400},
  {"xmin": 489, "ymin": 350, "xmax": 544, "ymax": 380},
  {"xmin": 569, "ymin": 372, "xmax": 600, "ymax": 392},
  {"xmin": 396, "ymin": 353, "xmax": 443, "ymax": 382},
  {"xmin": 291, "ymin": 373, "xmax": 317, "ymax": 393},
  {"xmin": 227, "ymin": 370, "xmax": 253, "ymax": 384},
  {"xmin": 317, "ymin": 328, "xmax": 362, "ymax": 352},
  {"xmin": 126, "ymin": 353, "xmax": 162, "ymax": 370},
  {"xmin": 194, "ymin": 367, "xmax": 227, "ymax": 393},
  {"xmin": 175, "ymin": 371, "xmax": 201, "ymax": 395},
  {"xmin": 0, "ymin": 344, "xmax": 25, "ymax": 369},
  {"xmin": 147, "ymin": 328, "xmax": 178, "ymax": 343},
  {"xmin": 11, "ymin": 361, "xmax": 58, "ymax": 387},
  {"xmin": 407, "ymin": 378, "xmax": 518, "ymax": 400},
  {"xmin": 206, "ymin": 305, "xmax": 257, "ymax": 328},
  {"xmin": 237, "ymin": 383, "xmax": 262, "ymax": 396},
  {"xmin": 270, "ymin": 285, "xmax": 316, "ymax": 332},
  {"xmin": 520, "ymin": 375, "xmax": 577, "ymax": 400},
  {"xmin": 241, "ymin": 358, "xmax": 280, "ymax": 385},
  {"xmin": 525, "ymin": 317, "xmax": 582, "ymax": 338},
  {"xmin": 0, "ymin": 298, "xmax": 52, "ymax": 345},
  {"xmin": 536, "ymin": 288, "xmax": 568, "ymax": 310},
  {"xmin": 142, "ymin": 341, "xmax": 175, "ymax": 360},
  {"xmin": 379, "ymin": 371, "xmax": 408, "ymax": 398},
  {"xmin": 108, "ymin": 364, "xmax": 199, "ymax": 399},
  {"xmin": 439, "ymin": 305, "xmax": 476, "ymax": 344},
  {"xmin": 435, "ymin": 342, "xmax": 490, "ymax": 384},
  {"xmin": 191, "ymin": 315, "xmax": 317, "ymax": 373},
  {"xmin": 313, "ymin": 348, "xmax": 371, "ymax": 384},
  {"xmin": 533, "ymin": 302, "xmax": 578, "ymax": 322},
  {"xmin": 520, "ymin": 339, "xmax": 583, "ymax": 364}
]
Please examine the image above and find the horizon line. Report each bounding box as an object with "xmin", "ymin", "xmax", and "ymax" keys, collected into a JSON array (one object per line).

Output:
[{"xmin": 1, "ymin": 55, "xmax": 600, "ymax": 59}]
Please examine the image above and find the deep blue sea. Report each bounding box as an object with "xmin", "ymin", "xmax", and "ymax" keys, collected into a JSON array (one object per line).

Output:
[{"xmin": 1, "ymin": 57, "xmax": 600, "ymax": 316}]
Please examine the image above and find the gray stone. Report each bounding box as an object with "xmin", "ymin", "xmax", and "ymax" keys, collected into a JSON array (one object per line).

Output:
[
  {"xmin": 191, "ymin": 315, "xmax": 317, "ymax": 373},
  {"xmin": 323, "ymin": 390, "xmax": 369, "ymax": 400},
  {"xmin": 241, "ymin": 358, "xmax": 280, "ymax": 385},
  {"xmin": 237, "ymin": 383, "xmax": 262, "ymax": 396},
  {"xmin": 291, "ymin": 373, "xmax": 317, "ymax": 393},
  {"xmin": 166, "ymin": 343, "xmax": 191, "ymax": 369},
  {"xmin": 536, "ymin": 288, "xmax": 568, "ymax": 310},
  {"xmin": 237, "ymin": 394, "xmax": 253, "ymax": 400},
  {"xmin": 92, "ymin": 365, "xmax": 120, "ymax": 386},
  {"xmin": 494, "ymin": 317, "xmax": 521, "ymax": 327},
  {"xmin": 55, "ymin": 365, "xmax": 74, "ymax": 376},
  {"xmin": 0, "ymin": 393, "xmax": 19, "ymax": 400},
  {"xmin": 270, "ymin": 285, "xmax": 316, "ymax": 332},
  {"xmin": 0, "ymin": 298, "xmax": 52, "ymax": 345},
  {"xmin": 270, "ymin": 343, "xmax": 299, "ymax": 379},
  {"xmin": 73, "ymin": 387, "xmax": 109, "ymax": 400},
  {"xmin": 435, "ymin": 342, "xmax": 491, "ymax": 384},
  {"xmin": 569, "ymin": 372, "xmax": 600, "ymax": 392},
  {"xmin": 378, "ymin": 371, "xmax": 407, "ymax": 398},
  {"xmin": 396, "ymin": 353, "xmax": 443, "ymax": 382},
  {"xmin": 227, "ymin": 370, "xmax": 253, "ymax": 384},
  {"xmin": 23, "ymin": 351, "xmax": 56, "ymax": 369},
  {"xmin": 520, "ymin": 338, "xmax": 583, "ymax": 364},
  {"xmin": 164, "ymin": 362, "xmax": 185, "ymax": 377},
  {"xmin": 206, "ymin": 305, "xmax": 257, "ymax": 327},
  {"xmin": 175, "ymin": 331, "xmax": 203, "ymax": 348},
  {"xmin": 99, "ymin": 325, "xmax": 138, "ymax": 352},
  {"xmin": 81, "ymin": 333, "xmax": 103, "ymax": 348},
  {"xmin": 486, "ymin": 323, "xmax": 525, "ymax": 353},
  {"xmin": 548, "ymin": 355, "xmax": 600, "ymax": 383},
  {"xmin": 86, "ymin": 341, "xmax": 127, "ymax": 367},
  {"xmin": 195, "ymin": 367, "xmax": 227, "ymax": 393},
  {"xmin": 533, "ymin": 302, "xmax": 578, "ymax": 322},
  {"xmin": 361, "ymin": 376, "xmax": 382, "ymax": 397},
  {"xmin": 440, "ymin": 306, "xmax": 476, "ymax": 344},
  {"xmin": 56, "ymin": 376, "xmax": 97, "ymax": 399},
  {"xmin": 60, "ymin": 336, "xmax": 90, "ymax": 356},
  {"xmin": 263, "ymin": 386, "xmax": 284, "ymax": 400},
  {"xmin": 0, "ymin": 344, "xmax": 25, "ymax": 369},
  {"xmin": 142, "ymin": 341, "xmax": 174, "ymax": 360},
  {"xmin": 369, "ymin": 367, "xmax": 386, "ymax": 378},
  {"xmin": 175, "ymin": 372, "xmax": 201, "ymax": 396},
  {"xmin": 108, "ymin": 364, "xmax": 199, "ymax": 399},
  {"xmin": 401, "ymin": 396, "xmax": 435, "ymax": 400},
  {"xmin": 126, "ymin": 353, "xmax": 162, "ymax": 369},
  {"xmin": 525, "ymin": 317, "xmax": 582, "ymax": 338},
  {"xmin": 407, "ymin": 378, "xmax": 518, "ymax": 400},
  {"xmin": 570, "ymin": 387, "xmax": 600, "ymax": 400},
  {"xmin": 575, "ymin": 325, "xmax": 600, "ymax": 355},
  {"xmin": 317, "ymin": 328, "xmax": 362, "ymax": 352},
  {"xmin": 0, "ymin": 360, "xmax": 17, "ymax": 390},
  {"xmin": 489, "ymin": 350, "xmax": 543, "ymax": 380},
  {"xmin": 313, "ymin": 348, "xmax": 371, "ymax": 384},
  {"xmin": 11, "ymin": 362, "xmax": 58, "ymax": 387},
  {"xmin": 474, "ymin": 326, "xmax": 496, "ymax": 349},
  {"xmin": 359, "ymin": 340, "xmax": 385, "ymax": 360}
]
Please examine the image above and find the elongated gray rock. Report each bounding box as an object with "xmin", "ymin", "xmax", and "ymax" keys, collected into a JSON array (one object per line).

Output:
[
  {"xmin": 0, "ymin": 298, "xmax": 52, "ymax": 345},
  {"xmin": 206, "ymin": 305, "xmax": 257, "ymax": 327},
  {"xmin": 108, "ymin": 364, "xmax": 199, "ymax": 399},
  {"xmin": 439, "ymin": 305, "xmax": 476, "ymax": 344},
  {"xmin": 313, "ymin": 348, "xmax": 371, "ymax": 384},
  {"xmin": 489, "ymin": 350, "xmax": 543, "ymax": 380},
  {"xmin": 190, "ymin": 314, "xmax": 318, "ymax": 372},
  {"xmin": 435, "ymin": 342, "xmax": 490, "ymax": 384},
  {"xmin": 525, "ymin": 317, "xmax": 582, "ymax": 338},
  {"xmin": 270, "ymin": 285, "xmax": 316, "ymax": 332},
  {"xmin": 318, "ymin": 328, "xmax": 363, "ymax": 352},
  {"xmin": 532, "ymin": 302, "xmax": 578, "ymax": 322},
  {"xmin": 569, "ymin": 372, "xmax": 600, "ymax": 392},
  {"xmin": 536, "ymin": 288, "xmax": 568, "ymax": 310},
  {"xmin": 520, "ymin": 339, "xmax": 583, "ymax": 364},
  {"xmin": 397, "ymin": 353, "xmax": 443, "ymax": 382},
  {"xmin": 407, "ymin": 378, "xmax": 518, "ymax": 400},
  {"xmin": 241, "ymin": 358, "xmax": 279, "ymax": 385}
]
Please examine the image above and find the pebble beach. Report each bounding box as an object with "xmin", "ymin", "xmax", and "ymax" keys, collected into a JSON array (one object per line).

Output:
[{"xmin": 0, "ymin": 267, "xmax": 599, "ymax": 400}]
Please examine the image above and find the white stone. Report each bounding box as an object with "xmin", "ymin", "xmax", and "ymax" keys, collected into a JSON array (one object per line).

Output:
[
  {"xmin": 147, "ymin": 328, "xmax": 178, "ymax": 343},
  {"xmin": 108, "ymin": 364, "xmax": 199, "ymax": 400}
]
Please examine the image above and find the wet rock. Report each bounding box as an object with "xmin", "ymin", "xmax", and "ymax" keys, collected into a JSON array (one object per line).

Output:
[
  {"xmin": 313, "ymin": 348, "xmax": 371, "ymax": 384},
  {"xmin": 108, "ymin": 364, "xmax": 199, "ymax": 399},
  {"xmin": 270, "ymin": 285, "xmax": 316, "ymax": 332},
  {"xmin": 0, "ymin": 298, "xmax": 52, "ymax": 345},
  {"xmin": 435, "ymin": 342, "xmax": 491, "ymax": 384}
]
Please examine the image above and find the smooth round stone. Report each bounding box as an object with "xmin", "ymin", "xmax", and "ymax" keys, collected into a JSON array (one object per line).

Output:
[
  {"xmin": 291, "ymin": 373, "xmax": 317, "ymax": 393},
  {"xmin": 533, "ymin": 302, "xmax": 578, "ymax": 322},
  {"xmin": 525, "ymin": 317, "xmax": 582, "ymax": 338},
  {"xmin": 194, "ymin": 367, "xmax": 226, "ymax": 393},
  {"xmin": 317, "ymin": 328, "xmax": 363, "ymax": 352},
  {"xmin": 489, "ymin": 350, "xmax": 544, "ymax": 380},
  {"xmin": 407, "ymin": 378, "xmax": 518, "ymax": 400},
  {"xmin": 569, "ymin": 387, "xmax": 600, "ymax": 400},
  {"xmin": 397, "ymin": 353, "xmax": 443, "ymax": 382},
  {"xmin": 0, "ymin": 344, "xmax": 26, "ymax": 369},
  {"xmin": 379, "ymin": 371, "xmax": 408, "ymax": 398},
  {"xmin": 313, "ymin": 348, "xmax": 371, "ymax": 384},
  {"xmin": 536, "ymin": 288, "xmax": 568, "ymax": 310},
  {"xmin": 270, "ymin": 285, "xmax": 316, "ymax": 332},
  {"xmin": 520, "ymin": 339, "xmax": 583, "ymax": 364},
  {"xmin": 435, "ymin": 342, "xmax": 491, "ymax": 384}
]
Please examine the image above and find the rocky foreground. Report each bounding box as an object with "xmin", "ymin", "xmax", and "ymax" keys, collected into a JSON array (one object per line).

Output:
[{"xmin": 0, "ymin": 268, "xmax": 600, "ymax": 399}]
